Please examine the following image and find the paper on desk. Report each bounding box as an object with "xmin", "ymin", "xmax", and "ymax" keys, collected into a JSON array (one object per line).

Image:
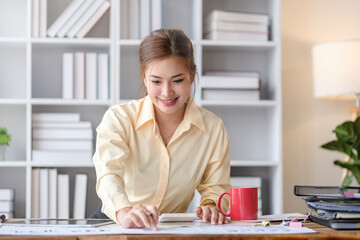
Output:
[
  {"xmin": 0, "ymin": 221, "xmax": 315, "ymax": 236},
  {"xmin": 256, "ymin": 213, "xmax": 308, "ymax": 222}
]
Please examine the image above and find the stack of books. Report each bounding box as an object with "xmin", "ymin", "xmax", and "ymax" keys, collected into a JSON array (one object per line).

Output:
[
  {"xmin": 231, "ymin": 177, "xmax": 262, "ymax": 216},
  {"xmin": 31, "ymin": 168, "xmax": 88, "ymax": 219},
  {"xmin": 62, "ymin": 52, "xmax": 109, "ymax": 100},
  {"xmin": 201, "ymin": 70, "xmax": 260, "ymax": 101},
  {"xmin": 203, "ymin": 10, "xmax": 269, "ymax": 42},
  {"xmin": 47, "ymin": 0, "xmax": 111, "ymax": 38},
  {"xmin": 0, "ymin": 189, "xmax": 14, "ymax": 219},
  {"xmin": 294, "ymin": 185, "xmax": 360, "ymax": 229},
  {"xmin": 32, "ymin": 113, "xmax": 93, "ymax": 164}
]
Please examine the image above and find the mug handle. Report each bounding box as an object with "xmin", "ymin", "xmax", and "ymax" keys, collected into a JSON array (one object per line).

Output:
[{"xmin": 217, "ymin": 192, "xmax": 230, "ymax": 217}]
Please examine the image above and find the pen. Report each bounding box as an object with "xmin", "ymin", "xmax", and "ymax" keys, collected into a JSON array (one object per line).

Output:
[{"xmin": 0, "ymin": 215, "xmax": 6, "ymax": 223}]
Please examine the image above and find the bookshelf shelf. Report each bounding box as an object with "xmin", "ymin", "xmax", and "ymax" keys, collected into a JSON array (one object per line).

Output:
[
  {"xmin": 0, "ymin": 0, "xmax": 282, "ymax": 219},
  {"xmin": 0, "ymin": 161, "xmax": 28, "ymax": 167},
  {"xmin": 201, "ymin": 40, "xmax": 278, "ymax": 49},
  {"xmin": 31, "ymin": 162, "xmax": 95, "ymax": 168},
  {"xmin": 0, "ymin": 99, "xmax": 27, "ymax": 105},
  {"xmin": 200, "ymin": 100, "xmax": 277, "ymax": 107},
  {"xmin": 118, "ymin": 39, "xmax": 141, "ymax": 45},
  {"xmin": 30, "ymin": 98, "xmax": 111, "ymax": 106},
  {"xmin": 0, "ymin": 38, "xmax": 27, "ymax": 44},
  {"xmin": 230, "ymin": 160, "xmax": 279, "ymax": 167},
  {"xmin": 31, "ymin": 38, "xmax": 111, "ymax": 45}
]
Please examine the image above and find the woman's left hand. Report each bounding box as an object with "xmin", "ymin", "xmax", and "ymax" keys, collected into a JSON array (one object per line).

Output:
[{"xmin": 195, "ymin": 204, "xmax": 229, "ymax": 225}]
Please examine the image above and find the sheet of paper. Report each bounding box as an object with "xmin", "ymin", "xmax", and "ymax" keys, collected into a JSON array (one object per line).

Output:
[
  {"xmin": 257, "ymin": 213, "xmax": 308, "ymax": 222},
  {"xmin": 0, "ymin": 221, "xmax": 316, "ymax": 236}
]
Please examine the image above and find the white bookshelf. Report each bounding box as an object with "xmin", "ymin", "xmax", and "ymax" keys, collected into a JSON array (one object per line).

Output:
[{"xmin": 0, "ymin": 0, "xmax": 282, "ymax": 218}]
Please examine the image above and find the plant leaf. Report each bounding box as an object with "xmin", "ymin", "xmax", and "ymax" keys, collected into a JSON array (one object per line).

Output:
[
  {"xmin": 353, "ymin": 117, "xmax": 360, "ymax": 156},
  {"xmin": 334, "ymin": 121, "xmax": 355, "ymax": 143},
  {"xmin": 354, "ymin": 116, "xmax": 360, "ymax": 135},
  {"xmin": 334, "ymin": 160, "xmax": 360, "ymax": 185},
  {"xmin": 321, "ymin": 140, "xmax": 358, "ymax": 162},
  {"xmin": 342, "ymin": 173, "xmax": 353, "ymax": 186}
]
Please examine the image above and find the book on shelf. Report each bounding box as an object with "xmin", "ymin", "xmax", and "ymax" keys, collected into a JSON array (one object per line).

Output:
[
  {"xmin": 0, "ymin": 201, "xmax": 13, "ymax": 212},
  {"xmin": 0, "ymin": 189, "xmax": 14, "ymax": 201},
  {"xmin": 74, "ymin": 52, "xmax": 85, "ymax": 99},
  {"xmin": 205, "ymin": 10, "xmax": 269, "ymax": 25},
  {"xmin": 62, "ymin": 52, "xmax": 74, "ymax": 99},
  {"xmin": 62, "ymin": 51, "xmax": 109, "ymax": 100},
  {"xmin": 121, "ymin": 0, "xmax": 159, "ymax": 39},
  {"xmin": 39, "ymin": 168, "xmax": 49, "ymax": 218},
  {"xmin": 204, "ymin": 30, "xmax": 268, "ymax": 42},
  {"xmin": 140, "ymin": 0, "xmax": 151, "ymax": 38},
  {"xmin": 47, "ymin": 0, "xmax": 87, "ymax": 38},
  {"xmin": 203, "ymin": 20, "xmax": 268, "ymax": 34},
  {"xmin": 120, "ymin": 0, "xmax": 129, "ymax": 38},
  {"xmin": 203, "ymin": 70, "xmax": 260, "ymax": 77},
  {"xmin": 75, "ymin": 0, "xmax": 111, "ymax": 38},
  {"xmin": 32, "ymin": 113, "xmax": 81, "ymax": 123},
  {"xmin": 48, "ymin": 168, "xmax": 57, "ymax": 218},
  {"xmin": 129, "ymin": 0, "xmax": 140, "ymax": 39},
  {"xmin": 85, "ymin": 52, "xmax": 97, "ymax": 100},
  {"xmin": 33, "ymin": 128, "xmax": 93, "ymax": 140},
  {"xmin": 73, "ymin": 173, "xmax": 88, "ymax": 218},
  {"xmin": 151, "ymin": 0, "xmax": 162, "ymax": 31},
  {"xmin": 67, "ymin": 0, "xmax": 108, "ymax": 38},
  {"xmin": 56, "ymin": 0, "xmax": 97, "ymax": 38},
  {"xmin": 32, "ymin": 150, "xmax": 93, "ymax": 164},
  {"xmin": 204, "ymin": 10, "xmax": 269, "ymax": 41},
  {"xmin": 31, "ymin": 168, "xmax": 40, "ymax": 218},
  {"xmin": 201, "ymin": 75, "xmax": 260, "ymax": 89},
  {"xmin": 98, "ymin": 53, "xmax": 109, "ymax": 100},
  {"xmin": 32, "ymin": 0, "xmax": 40, "ymax": 38},
  {"xmin": 202, "ymin": 89, "xmax": 260, "ymax": 101},
  {"xmin": 39, "ymin": 0, "xmax": 47, "ymax": 38},
  {"xmin": 33, "ymin": 139, "xmax": 93, "ymax": 151},
  {"xmin": 31, "ymin": 0, "xmax": 47, "ymax": 38},
  {"xmin": 57, "ymin": 174, "xmax": 70, "ymax": 219}
]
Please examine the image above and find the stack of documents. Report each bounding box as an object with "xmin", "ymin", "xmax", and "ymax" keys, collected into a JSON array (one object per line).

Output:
[{"xmin": 294, "ymin": 185, "xmax": 360, "ymax": 229}]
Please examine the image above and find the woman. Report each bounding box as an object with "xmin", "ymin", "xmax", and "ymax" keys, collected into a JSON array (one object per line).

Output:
[{"xmin": 93, "ymin": 29, "xmax": 230, "ymax": 230}]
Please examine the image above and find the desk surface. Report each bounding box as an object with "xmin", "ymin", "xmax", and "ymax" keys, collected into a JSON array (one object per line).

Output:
[{"xmin": 1, "ymin": 222, "xmax": 360, "ymax": 240}]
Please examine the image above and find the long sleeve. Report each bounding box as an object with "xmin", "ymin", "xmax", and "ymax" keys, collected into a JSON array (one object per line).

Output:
[
  {"xmin": 197, "ymin": 120, "xmax": 231, "ymax": 213},
  {"xmin": 93, "ymin": 108, "xmax": 133, "ymax": 222}
]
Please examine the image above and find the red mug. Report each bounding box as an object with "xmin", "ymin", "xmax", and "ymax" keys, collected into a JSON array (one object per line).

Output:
[{"xmin": 217, "ymin": 187, "xmax": 258, "ymax": 221}]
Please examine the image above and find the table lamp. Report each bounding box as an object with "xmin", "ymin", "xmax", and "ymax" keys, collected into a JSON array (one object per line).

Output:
[{"xmin": 312, "ymin": 39, "xmax": 360, "ymax": 182}]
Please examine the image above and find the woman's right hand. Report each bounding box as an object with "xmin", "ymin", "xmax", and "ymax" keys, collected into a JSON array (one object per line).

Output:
[{"xmin": 116, "ymin": 204, "xmax": 159, "ymax": 231}]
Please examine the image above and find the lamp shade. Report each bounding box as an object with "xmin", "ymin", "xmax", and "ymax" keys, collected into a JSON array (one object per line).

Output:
[{"xmin": 312, "ymin": 40, "xmax": 360, "ymax": 100}]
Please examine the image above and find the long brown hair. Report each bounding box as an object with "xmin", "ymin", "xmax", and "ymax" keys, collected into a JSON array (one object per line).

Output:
[{"xmin": 139, "ymin": 29, "xmax": 197, "ymax": 88}]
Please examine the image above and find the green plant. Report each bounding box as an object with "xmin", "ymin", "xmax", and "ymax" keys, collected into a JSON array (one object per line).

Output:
[
  {"xmin": 0, "ymin": 127, "xmax": 11, "ymax": 146},
  {"xmin": 321, "ymin": 116, "xmax": 360, "ymax": 186}
]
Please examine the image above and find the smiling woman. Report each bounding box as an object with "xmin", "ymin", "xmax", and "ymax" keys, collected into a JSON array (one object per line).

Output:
[{"xmin": 92, "ymin": 29, "xmax": 231, "ymax": 230}]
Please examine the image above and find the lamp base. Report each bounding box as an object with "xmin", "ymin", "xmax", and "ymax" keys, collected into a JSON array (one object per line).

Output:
[{"xmin": 348, "ymin": 106, "xmax": 360, "ymax": 121}]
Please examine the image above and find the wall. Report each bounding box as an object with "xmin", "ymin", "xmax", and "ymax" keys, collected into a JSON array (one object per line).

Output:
[{"xmin": 282, "ymin": 0, "xmax": 360, "ymax": 213}]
